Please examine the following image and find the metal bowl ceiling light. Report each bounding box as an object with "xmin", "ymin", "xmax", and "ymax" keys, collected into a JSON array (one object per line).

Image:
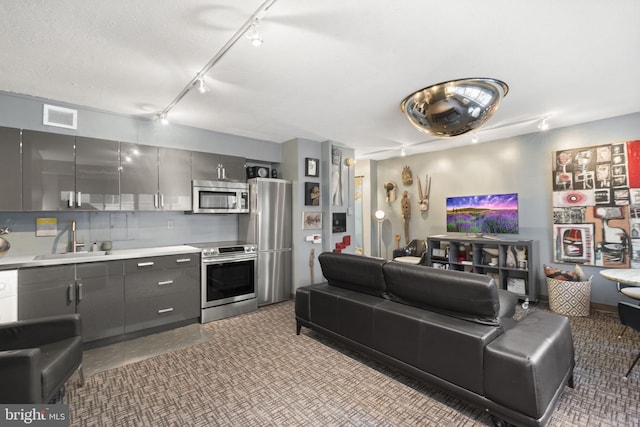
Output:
[{"xmin": 400, "ymin": 78, "xmax": 509, "ymax": 138}]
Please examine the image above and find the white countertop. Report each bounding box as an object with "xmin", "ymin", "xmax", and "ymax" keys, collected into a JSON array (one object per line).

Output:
[{"xmin": 0, "ymin": 245, "xmax": 201, "ymax": 269}]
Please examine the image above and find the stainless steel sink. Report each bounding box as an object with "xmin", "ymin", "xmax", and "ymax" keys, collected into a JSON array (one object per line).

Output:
[{"xmin": 34, "ymin": 251, "xmax": 106, "ymax": 260}]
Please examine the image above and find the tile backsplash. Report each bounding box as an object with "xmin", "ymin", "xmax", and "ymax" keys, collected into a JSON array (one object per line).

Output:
[{"xmin": 0, "ymin": 211, "xmax": 238, "ymax": 256}]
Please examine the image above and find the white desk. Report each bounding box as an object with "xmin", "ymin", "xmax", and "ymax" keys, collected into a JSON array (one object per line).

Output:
[{"xmin": 600, "ymin": 269, "xmax": 640, "ymax": 299}]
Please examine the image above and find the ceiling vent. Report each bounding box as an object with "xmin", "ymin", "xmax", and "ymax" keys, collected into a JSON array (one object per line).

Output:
[{"xmin": 43, "ymin": 104, "xmax": 78, "ymax": 129}]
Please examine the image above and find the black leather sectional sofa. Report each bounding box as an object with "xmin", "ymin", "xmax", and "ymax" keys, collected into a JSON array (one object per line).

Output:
[{"xmin": 295, "ymin": 252, "xmax": 575, "ymax": 427}]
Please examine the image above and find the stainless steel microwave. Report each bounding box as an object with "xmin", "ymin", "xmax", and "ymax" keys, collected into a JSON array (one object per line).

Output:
[{"xmin": 191, "ymin": 180, "xmax": 249, "ymax": 213}]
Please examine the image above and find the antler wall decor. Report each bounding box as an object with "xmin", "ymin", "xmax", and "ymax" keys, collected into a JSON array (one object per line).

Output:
[{"xmin": 417, "ymin": 174, "xmax": 431, "ymax": 211}]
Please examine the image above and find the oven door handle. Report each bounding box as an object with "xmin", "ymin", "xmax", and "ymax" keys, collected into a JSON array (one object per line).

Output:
[{"xmin": 202, "ymin": 255, "xmax": 256, "ymax": 264}]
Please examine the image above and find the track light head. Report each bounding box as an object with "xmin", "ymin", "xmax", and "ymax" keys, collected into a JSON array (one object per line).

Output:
[
  {"xmin": 196, "ymin": 76, "xmax": 208, "ymax": 94},
  {"xmin": 156, "ymin": 112, "xmax": 169, "ymax": 125},
  {"xmin": 246, "ymin": 20, "xmax": 263, "ymax": 46},
  {"xmin": 538, "ymin": 118, "xmax": 549, "ymax": 131}
]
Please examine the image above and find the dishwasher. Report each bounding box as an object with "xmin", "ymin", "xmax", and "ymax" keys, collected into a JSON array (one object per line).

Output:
[{"xmin": 0, "ymin": 269, "xmax": 17, "ymax": 324}]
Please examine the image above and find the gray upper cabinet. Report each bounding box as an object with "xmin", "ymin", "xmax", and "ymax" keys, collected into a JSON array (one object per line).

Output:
[
  {"xmin": 120, "ymin": 142, "xmax": 159, "ymax": 210},
  {"xmin": 159, "ymin": 147, "xmax": 192, "ymax": 210},
  {"xmin": 22, "ymin": 130, "xmax": 75, "ymax": 211},
  {"xmin": 120, "ymin": 143, "xmax": 191, "ymax": 211},
  {"xmin": 22, "ymin": 130, "xmax": 120, "ymax": 211},
  {"xmin": 76, "ymin": 137, "xmax": 120, "ymax": 210},
  {"xmin": 192, "ymin": 151, "xmax": 246, "ymax": 182},
  {"xmin": 0, "ymin": 127, "xmax": 22, "ymax": 211}
]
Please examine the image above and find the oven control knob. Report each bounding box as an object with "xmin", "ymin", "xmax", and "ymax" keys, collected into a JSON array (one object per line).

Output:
[
  {"xmin": 202, "ymin": 249, "xmax": 212, "ymax": 257},
  {"xmin": 248, "ymin": 245, "xmax": 257, "ymax": 252}
]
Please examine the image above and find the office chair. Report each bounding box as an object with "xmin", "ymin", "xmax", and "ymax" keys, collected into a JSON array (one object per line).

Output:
[
  {"xmin": 0, "ymin": 314, "xmax": 84, "ymax": 403},
  {"xmin": 392, "ymin": 239, "xmax": 427, "ymax": 264},
  {"xmin": 617, "ymin": 283, "xmax": 640, "ymax": 338},
  {"xmin": 618, "ymin": 302, "xmax": 640, "ymax": 379}
]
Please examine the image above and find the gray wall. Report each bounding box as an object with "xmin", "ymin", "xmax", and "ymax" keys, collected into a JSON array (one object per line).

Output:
[
  {"xmin": 282, "ymin": 138, "xmax": 324, "ymax": 291},
  {"xmin": 0, "ymin": 91, "xmax": 281, "ymax": 161},
  {"xmin": 375, "ymin": 112, "xmax": 640, "ymax": 306}
]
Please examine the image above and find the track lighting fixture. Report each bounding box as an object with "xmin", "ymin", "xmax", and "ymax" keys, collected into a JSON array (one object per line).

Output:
[
  {"xmin": 401, "ymin": 145, "xmax": 407, "ymax": 157},
  {"xmin": 471, "ymin": 134, "xmax": 479, "ymax": 143},
  {"xmin": 153, "ymin": 0, "xmax": 277, "ymax": 125}
]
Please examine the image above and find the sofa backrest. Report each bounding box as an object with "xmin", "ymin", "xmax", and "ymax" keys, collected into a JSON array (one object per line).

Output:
[
  {"xmin": 383, "ymin": 262, "xmax": 501, "ymax": 326},
  {"xmin": 318, "ymin": 252, "xmax": 388, "ymax": 297}
]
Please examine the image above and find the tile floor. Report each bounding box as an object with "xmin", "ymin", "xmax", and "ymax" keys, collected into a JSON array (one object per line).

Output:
[{"xmin": 80, "ymin": 324, "xmax": 212, "ymax": 376}]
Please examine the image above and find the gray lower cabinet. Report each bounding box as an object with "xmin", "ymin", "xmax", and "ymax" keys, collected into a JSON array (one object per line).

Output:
[
  {"xmin": 123, "ymin": 253, "xmax": 200, "ymax": 333},
  {"xmin": 76, "ymin": 261, "xmax": 124, "ymax": 342},
  {"xmin": 18, "ymin": 264, "xmax": 76, "ymax": 319},
  {"xmin": 17, "ymin": 253, "xmax": 199, "ymax": 344}
]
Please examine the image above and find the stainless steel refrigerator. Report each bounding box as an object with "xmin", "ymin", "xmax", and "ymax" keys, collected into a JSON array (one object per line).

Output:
[{"xmin": 238, "ymin": 178, "xmax": 292, "ymax": 306}]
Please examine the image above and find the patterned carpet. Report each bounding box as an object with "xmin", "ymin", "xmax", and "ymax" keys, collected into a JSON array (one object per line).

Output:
[{"xmin": 63, "ymin": 300, "xmax": 640, "ymax": 426}]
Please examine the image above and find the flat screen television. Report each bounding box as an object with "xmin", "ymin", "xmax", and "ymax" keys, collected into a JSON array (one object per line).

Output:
[{"xmin": 446, "ymin": 193, "xmax": 519, "ymax": 234}]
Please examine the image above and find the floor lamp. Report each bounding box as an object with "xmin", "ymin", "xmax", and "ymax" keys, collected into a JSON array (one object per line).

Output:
[{"xmin": 375, "ymin": 210, "xmax": 385, "ymax": 258}]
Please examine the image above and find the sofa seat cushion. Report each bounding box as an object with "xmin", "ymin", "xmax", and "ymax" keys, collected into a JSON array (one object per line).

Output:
[
  {"xmin": 318, "ymin": 252, "xmax": 388, "ymax": 297},
  {"xmin": 383, "ymin": 262, "xmax": 501, "ymax": 326},
  {"xmin": 40, "ymin": 336, "xmax": 82, "ymax": 401}
]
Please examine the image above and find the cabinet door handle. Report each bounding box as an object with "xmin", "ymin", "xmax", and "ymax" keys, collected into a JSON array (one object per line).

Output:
[
  {"xmin": 158, "ymin": 280, "xmax": 173, "ymax": 286},
  {"xmin": 77, "ymin": 282, "xmax": 83, "ymax": 301},
  {"xmin": 137, "ymin": 261, "xmax": 154, "ymax": 267},
  {"xmin": 76, "ymin": 191, "xmax": 82, "ymax": 207},
  {"xmin": 176, "ymin": 258, "xmax": 191, "ymax": 263},
  {"xmin": 154, "ymin": 193, "xmax": 159, "ymax": 208},
  {"xmin": 158, "ymin": 307, "xmax": 174, "ymax": 314},
  {"xmin": 68, "ymin": 191, "xmax": 74, "ymax": 208},
  {"xmin": 68, "ymin": 283, "xmax": 74, "ymax": 302},
  {"xmin": 159, "ymin": 193, "xmax": 164, "ymax": 208}
]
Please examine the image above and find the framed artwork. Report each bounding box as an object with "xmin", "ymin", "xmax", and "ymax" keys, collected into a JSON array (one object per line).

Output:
[
  {"xmin": 550, "ymin": 140, "xmax": 639, "ymax": 268},
  {"xmin": 305, "ymin": 158, "xmax": 319, "ymax": 177},
  {"xmin": 302, "ymin": 212, "xmax": 322, "ymax": 230},
  {"xmin": 552, "ymin": 223, "xmax": 595, "ymax": 265},
  {"xmin": 304, "ymin": 182, "xmax": 320, "ymax": 206}
]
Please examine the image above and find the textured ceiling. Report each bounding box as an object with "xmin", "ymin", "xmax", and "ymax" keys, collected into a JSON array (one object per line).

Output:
[{"xmin": 1, "ymin": 1, "xmax": 639, "ymax": 160}]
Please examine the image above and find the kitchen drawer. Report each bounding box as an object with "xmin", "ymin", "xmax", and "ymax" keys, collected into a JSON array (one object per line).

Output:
[
  {"xmin": 19, "ymin": 264, "xmax": 75, "ymax": 285},
  {"xmin": 76, "ymin": 260, "xmax": 124, "ymax": 279},
  {"xmin": 124, "ymin": 292, "xmax": 200, "ymax": 333},
  {"xmin": 125, "ymin": 266, "xmax": 199, "ymax": 300},
  {"xmin": 124, "ymin": 253, "xmax": 200, "ymax": 273}
]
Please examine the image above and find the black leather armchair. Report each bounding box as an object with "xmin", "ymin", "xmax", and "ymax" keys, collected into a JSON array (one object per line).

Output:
[{"xmin": 0, "ymin": 314, "xmax": 84, "ymax": 403}]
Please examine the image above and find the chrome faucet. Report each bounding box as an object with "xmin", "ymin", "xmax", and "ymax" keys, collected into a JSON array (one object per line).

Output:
[{"xmin": 70, "ymin": 220, "xmax": 85, "ymax": 253}]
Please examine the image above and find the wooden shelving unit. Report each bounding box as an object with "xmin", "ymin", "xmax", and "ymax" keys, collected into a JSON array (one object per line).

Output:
[{"xmin": 426, "ymin": 235, "xmax": 539, "ymax": 303}]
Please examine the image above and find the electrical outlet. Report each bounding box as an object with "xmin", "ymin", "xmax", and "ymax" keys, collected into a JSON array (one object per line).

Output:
[{"xmin": 167, "ymin": 220, "xmax": 174, "ymax": 230}]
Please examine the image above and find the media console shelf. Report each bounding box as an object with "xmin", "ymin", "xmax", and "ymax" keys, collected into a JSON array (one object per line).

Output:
[{"xmin": 426, "ymin": 235, "xmax": 539, "ymax": 303}]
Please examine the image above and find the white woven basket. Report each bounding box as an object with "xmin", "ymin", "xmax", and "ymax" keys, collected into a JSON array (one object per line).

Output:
[{"xmin": 547, "ymin": 277, "xmax": 591, "ymax": 317}]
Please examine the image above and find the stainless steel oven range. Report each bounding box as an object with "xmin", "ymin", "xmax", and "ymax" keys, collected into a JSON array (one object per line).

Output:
[{"xmin": 192, "ymin": 242, "xmax": 258, "ymax": 323}]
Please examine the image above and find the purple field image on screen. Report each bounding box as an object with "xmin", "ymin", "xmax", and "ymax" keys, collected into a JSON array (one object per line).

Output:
[{"xmin": 446, "ymin": 193, "xmax": 519, "ymax": 234}]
